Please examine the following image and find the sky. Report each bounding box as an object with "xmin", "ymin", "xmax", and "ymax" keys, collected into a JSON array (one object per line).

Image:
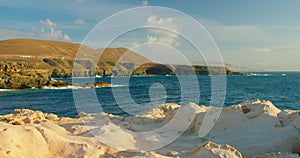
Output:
[{"xmin": 0, "ymin": 0, "xmax": 300, "ymax": 71}]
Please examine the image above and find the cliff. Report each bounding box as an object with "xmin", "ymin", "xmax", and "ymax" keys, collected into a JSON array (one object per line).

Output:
[{"xmin": 0, "ymin": 38, "xmax": 241, "ymax": 89}]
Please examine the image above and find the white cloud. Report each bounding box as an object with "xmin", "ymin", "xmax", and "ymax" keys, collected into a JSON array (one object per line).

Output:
[
  {"xmin": 145, "ymin": 15, "xmax": 180, "ymax": 46},
  {"xmin": 142, "ymin": 0, "xmax": 148, "ymax": 6},
  {"xmin": 40, "ymin": 18, "xmax": 56, "ymax": 27},
  {"xmin": 74, "ymin": 18, "xmax": 85, "ymax": 25},
  {"xmin": 147, "ymin": 35, "xmax": 157, "ymax": 42},
  {"xmin": 147, "ymin": 35, "xmax": 179, "ymax": 46},
  {"xmin": 35, "ymin": 18, "xmax": 72, "ymax": 41},
  {"xmin": 0, "ymin": 18, "xmax": 72, "ymax": 41},
  {"xmin": 255, "ymin": 48, "xmax": 272, "ymax": 53},
  {"xmin": 63, "ymin": 34, "xmax": 72, "ymax": 41},
  {"xmin": 146, "ymin": 15, "xmax": 179, "ymax": 33},
  {"xmin": 158, "ymin": 36, "xmax": 179, "ymax": 46}
]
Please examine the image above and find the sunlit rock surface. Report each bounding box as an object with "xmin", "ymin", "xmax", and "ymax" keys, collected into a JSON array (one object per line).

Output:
[{"xmin": 0, "ymin": 100, "xmax": 299, "ymax": 158}]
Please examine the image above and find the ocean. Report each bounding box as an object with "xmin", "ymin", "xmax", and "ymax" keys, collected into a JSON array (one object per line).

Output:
[{"xmin": 0, "ymin": 72, "xmax": 299, "ymax": 117}]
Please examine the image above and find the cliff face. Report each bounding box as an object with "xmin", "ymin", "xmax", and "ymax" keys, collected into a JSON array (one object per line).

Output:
[
  {"xmin": 0, "ymin": 58, "xmax": 52, "ymax": 89},
  {"xmin": 44, "ymin": 59, "xmax": 240, "ymax": 77},
  {"xmin": 0, "ymin": 38, "xmax": 240, "ymax": 89}
]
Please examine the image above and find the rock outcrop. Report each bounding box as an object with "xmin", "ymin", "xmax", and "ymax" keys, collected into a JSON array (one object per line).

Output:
[
  {"xmin": 184, "ymin": 141, "xmax": 242, "ymax": 158},
  {"xmin": 0, "ymin": 38, "xmax": 241, "ymax": 89},
  {"xmin": 0, "ymin": 58, "xmax": 111, "ymax": 89},
  {"xmin": 0, "ymin": 100, "xmax": 299, "ymax": 157}
]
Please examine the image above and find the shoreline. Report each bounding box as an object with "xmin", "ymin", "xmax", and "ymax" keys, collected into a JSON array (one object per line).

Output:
[
  {"xmin": 2, "ymin": 72, "xmax": 296, "ymax": 90},
  {"xmin": 0, "ymin": 100, "xmax": 299, "ymax": 157}
]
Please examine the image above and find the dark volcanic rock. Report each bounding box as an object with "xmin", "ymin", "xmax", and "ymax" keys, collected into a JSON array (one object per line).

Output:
[
  {"xmin": 145, "ymin": 64, "xmax": 173, "ymax": 75},
  {"xmin": 47, "ymin": 79, "xmax": 70, "ymax": 88},
  {"xmin": 82, "ymin": 81, "xmax": 112, "ymax": 88}
]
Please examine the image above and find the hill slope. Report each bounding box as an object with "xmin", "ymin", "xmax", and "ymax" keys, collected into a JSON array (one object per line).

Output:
[
  {"xmin": 0, "ymin": 38, "xmax": 240, "ymax": 88},
  {"xmin": 0, "ymin": 38, "xmax": 83, "ymax": 59},
  {"xmin": 0, "ymin": 38, "xmax": 151, "ymax": 65},
  {"xmin": 98, "ymin": 47, "xmax": 150, "ymax": 65}
]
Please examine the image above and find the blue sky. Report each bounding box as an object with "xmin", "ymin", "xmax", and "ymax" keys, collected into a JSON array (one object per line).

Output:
[{"xmin": 0, "ymin": 0, "xmax": 300, "ymax": 71}]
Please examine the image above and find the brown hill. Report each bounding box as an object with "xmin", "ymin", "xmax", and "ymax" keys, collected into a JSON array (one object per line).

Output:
[
  {"xmin": 0, "ymin": 38, "xmax": 239, "ymax": 79},
  {"xmin": 0, "ymin": 38, "xmax": 151, "ymax": 65},
  {"xmin": 0, "ymin": 38, "xmax": 84, "ymax": 59},
  {"xmin": 0, "ymin": 38, "xmax": 154, "ymax": 78},
  {"xmin": 98, "ymin": 47, "xmax": 150, "ymax": 65}
]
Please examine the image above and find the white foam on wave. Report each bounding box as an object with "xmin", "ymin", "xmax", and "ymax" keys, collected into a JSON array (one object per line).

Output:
[
  {"xmin": 110, "ymin": 84, "xmax": 127, "ymax": 88},
  {"xmin": 246, "ymin": 73, "xmax": 272, "ymax": 76},
  {"xmin": 42, "ymin": 84, "xmax": 127, "ymax": 90},
  {"xmin": 0, "ymin": 89, "xmax": 16, "ymax": 92},
  {"xmin": 42, "ymin": 85, "xmax": 84, "ymax": 90}
]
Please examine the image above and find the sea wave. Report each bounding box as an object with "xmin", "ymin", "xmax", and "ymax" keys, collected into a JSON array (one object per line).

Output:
[
  {"xmin": 245, "ymin": 73, "xmax": 273, "ymax": 76},
  {"xmin": 41, "ymin": 84, "xmax": 127, "ymax": 90},
  {"xmin": 0, "ymin": 89, "xmax": 17, "ymax": 92},
  {"xmin": 245, "ymin": 73, "xmax": 289, "ymax": 77},
  {"xmin": 42, "ymin": 86, "xmax": 83, "ymax": 90},
  {"xmin": 110, "ymin": 84, "xmax": 127, "ymax": 88}
]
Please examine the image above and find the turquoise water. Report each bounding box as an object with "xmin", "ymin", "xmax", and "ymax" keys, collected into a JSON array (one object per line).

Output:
[{"xmin": 0, "ymin": 72, "xmax": 299, "ymax": 117}]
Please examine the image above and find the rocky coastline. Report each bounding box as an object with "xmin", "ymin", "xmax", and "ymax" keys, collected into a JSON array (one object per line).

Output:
[
  {"xmin": 0, "ymin": 100, "xmax": 299, "ymax": 157},
  {"xmin": 0, "ymin": 58, "xmax": 239, "ymax": 89},
  {"xmin": 0, "ymin": 38, "xmax": 241, "ymax": 90},
  {"xmin": 0, "ymin": 59, "xmax": 112, "ymax": 89},
  {"xmin": 0, "ymin": 38, "xmax": 241, "ymax": 89}
]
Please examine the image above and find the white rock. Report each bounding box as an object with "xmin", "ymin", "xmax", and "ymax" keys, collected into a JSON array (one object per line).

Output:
[
  {"xmin": 183, "ymin": 141, "xmax": 242, "ymax": 158},
  {"xmin": 0, "ymin": 100, "xmax": 300, "ymax": 158}
]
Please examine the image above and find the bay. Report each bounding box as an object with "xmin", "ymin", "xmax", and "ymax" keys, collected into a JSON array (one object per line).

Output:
[{"xmin": 0, "ymin": 72, "xmax": 299, "ymax": 117}]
